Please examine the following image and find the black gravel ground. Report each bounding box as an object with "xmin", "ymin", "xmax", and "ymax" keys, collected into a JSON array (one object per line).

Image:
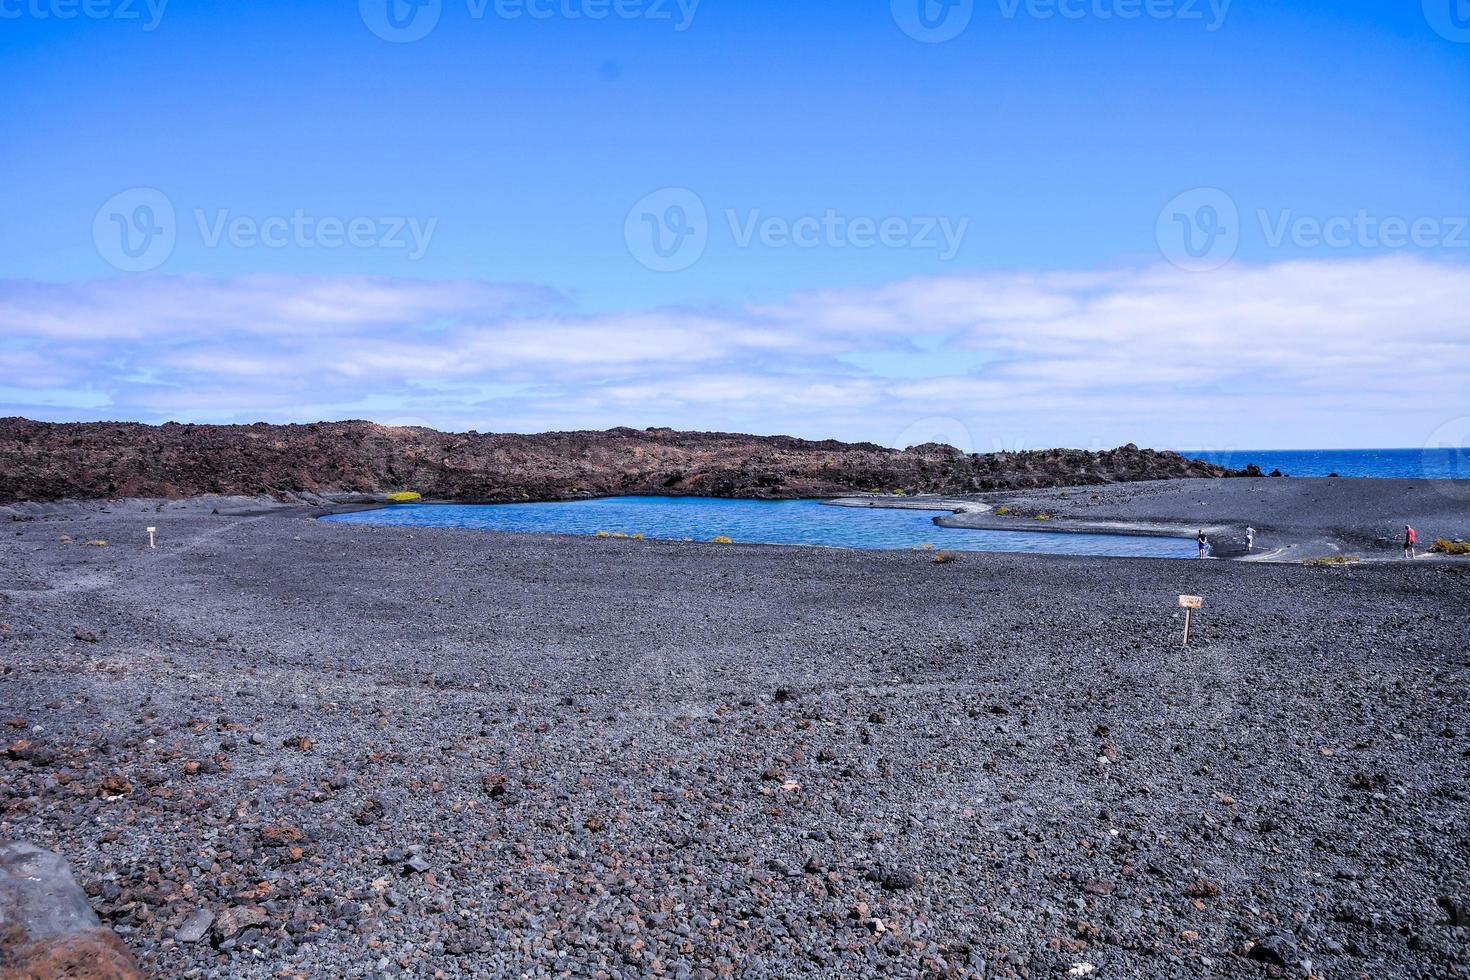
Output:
[
  {"xmin": 951, "ymin": 478, "xmax": 1470, "ymax": 561},
  {"xmin": 2, "ymin": 503, "xmax": 1468, "ymax": 978}
]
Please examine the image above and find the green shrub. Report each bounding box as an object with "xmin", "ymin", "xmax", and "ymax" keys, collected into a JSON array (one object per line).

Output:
[
  {"xmin": 386, "ymin": 491, "xmax": 422, "ymax": 503},
  {"xmin": 1432, "ymin": 538, "xmax": 1470, "ymax": 555}
]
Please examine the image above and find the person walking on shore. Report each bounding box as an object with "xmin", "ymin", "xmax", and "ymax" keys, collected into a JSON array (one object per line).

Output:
[
  {"xmin": 1404, "ymin": 525, "xmax": 1417, "ymax": 559},
  {"xmin": 1197, "ymin": 530, "xmax": 1209, "ymax": 558},
  {"xmin": 1246, "ymin": 526, "xmax": 1256, "ymax": 551}
]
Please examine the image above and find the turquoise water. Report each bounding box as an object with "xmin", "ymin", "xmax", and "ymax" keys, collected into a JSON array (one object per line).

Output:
[
  {"xmin": 321, "ymin": 497, "xmax": 1199, "ymax": 559},
  {"xmin": 1187, "ymin": 448, "xmax": 1468, "ymax": 479}
]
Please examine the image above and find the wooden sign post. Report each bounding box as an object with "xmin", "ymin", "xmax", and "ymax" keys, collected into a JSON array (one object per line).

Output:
[
  {"xmin": 1178, "ymin": 595, "xmax": 1203, "ymax": 646},
  {"xmin": 146, "ymin": 527, "xmax": 156, "ymax": 549}
]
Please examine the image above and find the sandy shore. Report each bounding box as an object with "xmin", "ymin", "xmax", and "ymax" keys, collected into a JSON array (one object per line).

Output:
[{"xmin": 2, "ymin": 490, "xmax": 1468, "ymax": 978}]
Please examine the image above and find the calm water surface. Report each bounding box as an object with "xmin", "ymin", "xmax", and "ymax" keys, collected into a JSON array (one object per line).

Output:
[
  {"xmin": 1187, "ymin": 448, "xmax": 1467, "ymax": 480},
  {"xmin": 322, "ymin": 497, "xmax": 1199, "ymax": 559}
]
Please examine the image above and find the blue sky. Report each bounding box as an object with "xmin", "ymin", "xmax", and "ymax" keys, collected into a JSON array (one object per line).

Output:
[{"xmin": 1, "ymin": 0, "xmax": 1468, "ymax": 449}]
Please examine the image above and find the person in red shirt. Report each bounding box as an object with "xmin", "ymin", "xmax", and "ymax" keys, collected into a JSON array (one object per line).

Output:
[{"xmin": 1404, "ymin": 525, "xmax": 1417, "ymax": 559}]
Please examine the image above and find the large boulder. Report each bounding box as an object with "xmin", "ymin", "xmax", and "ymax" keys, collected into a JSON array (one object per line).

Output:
[{"xmin": 0, "ymin": 841, "xmax": 143, "ymax": 980}]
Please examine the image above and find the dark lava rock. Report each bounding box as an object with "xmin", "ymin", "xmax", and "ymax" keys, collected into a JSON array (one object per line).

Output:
[
  {"xmin": 0, "ymin": 840, "xmax": 144, "ymax": 979},
  {"xmin": 0, "ymin": 418, "xmax": 1244, "ymax": 505},
  {"xmin": 1247, "ymin": 932, "xmax": 1303, "ymax": 969}
]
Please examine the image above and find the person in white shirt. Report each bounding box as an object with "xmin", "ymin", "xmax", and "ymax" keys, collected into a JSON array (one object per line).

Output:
[{"xmin": 1245, "ymin": 526, "xmax": 1256, "ymax": 551}]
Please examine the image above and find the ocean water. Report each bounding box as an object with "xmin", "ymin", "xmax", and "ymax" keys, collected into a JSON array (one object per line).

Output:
[
  {"xmin": 1185, "ymin": 448, "xmax": 1468, "ymax": 480},
  {"xmin": 321, "ymin": 497, "xmax": 1199, "ymax": 559}
]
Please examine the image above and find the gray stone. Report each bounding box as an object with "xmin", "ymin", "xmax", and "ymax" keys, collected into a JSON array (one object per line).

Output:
[{"xmin": 175, "ymin": 908, "xmax": 214, "ymax": 943}]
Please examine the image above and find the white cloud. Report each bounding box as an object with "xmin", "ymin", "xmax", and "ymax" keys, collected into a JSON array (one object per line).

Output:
[{"xmin": 0, "ymin": 256, "xmax": 1465, "ymax": 450}]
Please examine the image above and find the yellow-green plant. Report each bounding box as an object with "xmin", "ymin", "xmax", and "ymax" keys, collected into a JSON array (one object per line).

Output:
[
  {"xmin": 1432, "ymin": 538, "xmax": 1470, "ymax": 555},
  {"xmin": 1034, "ymin": 513, "xmax": 1052, "ymax": 521},
  {"xmin": 711, "ymin": 535, "xmax": 734, "ymax": 544},
  {"xmin": 86, "ymin": 539, "xmax": 108, "ymax": 547},
  {"xmin": 386, "ymin": 491, "xmax": 423, "ymax": 503},
  {"xmin": 1304, "ymin": 554, "xmax": 1361, "ymax": 566},
  {"xmin": 632, "ymin": 533, "xmax": 645, "ymax": 540},
  {"xmin": 611, "ymin": 532, "xmax": 628, "ymax": 539},
  {"xmin": 994, "ymin": 506, "xmax": 1010, "ymax": 516},
  {"xmin": 595, "ymin": 530, "xmax": 611, "ymax": 538}
]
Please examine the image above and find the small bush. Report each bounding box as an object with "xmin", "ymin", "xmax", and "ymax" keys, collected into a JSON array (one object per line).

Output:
[
  {"xmin": 611, "ymin": 532, "xmax": 628, "ymax": 539},
  {"xmin": 711, "ymin": 535, "xmax": 734, "ymax": 544},
  {"xmin": 1432, "ymin": 538, "xmax": 1470, "ymax": 555},
  {"xmin": 994, "ymin": 506, "xmax": 1010, "ymax": 516},
  {"xmin": 1034, "ymin": 513, "xmax": 1052, "ymax": 521},
  {"xmin": 86, "ymin": 539, "xmax": 108, "ymax": 547},
  {"xmin": 1304, "ymin": 555, "xmax": 1361, "ymax": 566},
  {"xmin": 933, "ymin": 551, "xmax": 961, "ymax": 564},
  {"xmin": 386, "ymin": 491, "xmax": 422, "ymax": 503},
  {"xmin": 594, "ymin": 530, "xmax": 611, "ymax": 538}
]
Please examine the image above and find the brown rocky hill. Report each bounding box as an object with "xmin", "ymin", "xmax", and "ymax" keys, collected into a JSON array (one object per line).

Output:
[{"xmin": 0, "ymin": 418, "xmax": 1241, "ymax": 504}]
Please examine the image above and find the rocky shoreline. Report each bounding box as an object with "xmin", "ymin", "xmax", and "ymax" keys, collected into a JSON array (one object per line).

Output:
[
  {"xmin": 1, "ymin": 499, "xmax": 1467, "ymax": 977},
  {"xmin": 0, "ymin": 418, "xmax": 1243, "ymax": 505}
]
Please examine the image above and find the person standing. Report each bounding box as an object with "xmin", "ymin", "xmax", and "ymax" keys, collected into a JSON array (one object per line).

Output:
[
  {"xmin": 1245, "ymin": 526, "xmax": 1256, "ymax": 551},
  {"xmin": 1404, "ymin": 525, "xmax": 1417, "ymax": 559},
  {"xmin": 1197, "ymin": 530, "xmax": 1209, "ymax": 558}
]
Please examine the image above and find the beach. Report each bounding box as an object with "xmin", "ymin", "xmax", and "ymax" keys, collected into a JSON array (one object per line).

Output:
[{"xmin": 1, "ymin": 482, "xmax": 1468, "ymax": 978}]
